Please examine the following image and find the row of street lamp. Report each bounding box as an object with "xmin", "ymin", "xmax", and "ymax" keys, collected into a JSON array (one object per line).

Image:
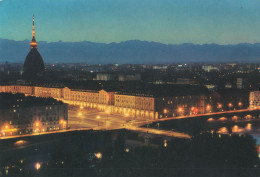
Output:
[{"xmin": 163, "ymin": 102, "xmax": 243, "ymax": 115}]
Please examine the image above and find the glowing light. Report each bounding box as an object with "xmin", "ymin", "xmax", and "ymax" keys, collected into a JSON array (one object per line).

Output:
[
  {"xmin": 163, "ymin": 139, "xmax": 167, "ymax": 147},
  {"xmin": 35, "ymin": 162, "xmax": 41, "ymax": 170},
  {"xmin": 96, "ymin": 115, "xmax": 100, "ymax": 119},
  {"xmin": 218, "ymin": 117, "xmax": 227, "ymax": 121},
  {"xmin": 217, "ymin": 127, "xmax": 228, "ymax": 134},
  {"xmin": 246, "ymin": 123, "xmax": 252, "ymax": 131},
  {"xmin": 4, "ymin": 125, "xmax": 9, "ymax": 129},
  {"xmin": 232, "ymin": 125, "xmax": 243, "ymax": 133},
  {"xmin": 207, "ymin": 118, "xmax": 215, "ymax": 122},
  {"xmin": 217, "ymin": 104, "xmax": 222, "ymax": 109},
  {"xmin": 35, "ymin": 122, "xmax": 39, "ymax": 127},
  {"xmin": 245, "ymin": 115, "xmax": 252, "ymax": 119},
  {"xmin": 78, "ymin": 112, "xmax": 82, "ymax": 116},
  {"xmin": 178, "ymin": 107, "xmax": 183, "ymax": 112},
  {"xmin": 14, "ymin": 140, "xmax": 27, "ymax": 146},
  {"xmin": 95, "ymin": 152, "xmax": 102, "ymax": 159},
  {"xmin": 238, "ymin": 102, "xmax": 243, "ymax": 107},
  {"xmin": 163, "ymin": 109, "xmax": 168, "ymax": 114},
  {"xmin": 206, "ymin": 105, "xmax": 211, "ymax": 110},
  {"xmin": 232, "ymin": 116, "xmax": 238, "ymax": 121},
  {"xmin": 125, "ymin": 148, "xmax": 130, "ymax": 152},
  {"xmin": 228, "ymin": 103, "xmax": 233, "ymax": 107}
]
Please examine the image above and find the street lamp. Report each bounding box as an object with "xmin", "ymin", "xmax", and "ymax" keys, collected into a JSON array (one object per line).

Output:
[
  {"xmin": 217, "ymin": 103, "xmax": 222, "ymax": 109},
  {"xmin": 178, "ymin": 107, "xmax": 183, "ymax": 116},
  {"xmin": 163, "ymin": 109, "xmax": 168, "ymax": 114},
  {"xmin": 35, "ymin": 162, "xmax": 41, "ymax": 170},
  {"xmin": 206, "ymin": 105, "xmax": 211, "ymax": 113}
]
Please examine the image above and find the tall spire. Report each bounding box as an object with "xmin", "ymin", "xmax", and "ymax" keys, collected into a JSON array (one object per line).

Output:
[{"xmin": 30, "ymin": 14, "xmax": 37, "ymax": 49}]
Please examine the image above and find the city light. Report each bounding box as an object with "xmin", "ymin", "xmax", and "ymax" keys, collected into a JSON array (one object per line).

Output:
[
  {"xmin": 228, "ymin": 103, "xmax": 233, "ymax": 108},
  {"xmin": 35, "ymin": 162, "xmax": 41, "ymax": 170},
  {"xmin": 4, "ymin": 124, "xmax": 9, "ymax": 129},
  {"xmin": 238, "ymin": 102, "xmax": 243, "ymax": 107},
  {"xmin": 246, "ymin": 123, "xmax": 252, "ymax": 131},
  {"xmin": 217, "ymin": 127, "xmax": 228, "ymax": 134},
  {"xmin": 35, "ymin": 121, "xmax": 40, "ymax": 127},
  {"xmin": 163, "ymin": 109, "xmax": 168, "ymax": 114},
  {"xmin": 95, "ymin": 152, "xmax": 102, "ymax": 159},
  {"xmin": 207, "ymin": 118, "xmax": 215, "ymax": 122},
  {"xmin": 217, "ymin": 103, "xmax": 222, "ymax": 109},
  {"xmin": 163, "ymin": 139, "xmax": 167, "ymax": 147},
  {"xmin": 178, "ymin": 107, "xmax": 183, "ymax": 112}
]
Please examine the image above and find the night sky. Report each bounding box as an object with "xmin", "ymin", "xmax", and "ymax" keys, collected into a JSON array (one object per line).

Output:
[{"xmin": 0, "ymin": 0, "xmax": 260, "ymax": 44}]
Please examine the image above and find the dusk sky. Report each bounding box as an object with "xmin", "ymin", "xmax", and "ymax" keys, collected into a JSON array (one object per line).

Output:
[{"xmin": 1, "ymin": 0, "xmax": 260, "ymax": 44}]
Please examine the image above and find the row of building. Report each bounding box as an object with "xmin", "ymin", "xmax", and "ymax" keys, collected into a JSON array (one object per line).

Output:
[
  {"xmin": 0, "ymin": 93, "xmax": 68, "ymax": 136},
  {"xmin": 0, "ymin": 85, "xmax": 250, "ymax": 120}
]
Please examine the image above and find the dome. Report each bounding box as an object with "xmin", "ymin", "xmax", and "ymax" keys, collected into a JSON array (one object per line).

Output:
[{"xmin": 23, "ymin": 48, "xmax": 45, "ymax": 79}]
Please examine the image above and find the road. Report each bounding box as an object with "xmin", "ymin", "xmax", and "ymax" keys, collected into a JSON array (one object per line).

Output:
[
  {"xmin": 134, "ymin": 108, "xmax": 260, "ymax": 126},
  {"xmin": 1, "ymin": 106, "xmax": 259, "ymax": 140}
]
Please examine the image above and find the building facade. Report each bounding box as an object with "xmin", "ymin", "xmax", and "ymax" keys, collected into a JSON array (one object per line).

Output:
[
  {"xmin": 0, "ymin": 93, "xmax": 68, "ymax": 136},
  {"xmin": 0, "ymin": 85, "xmax": 249, "ymax": 120}
]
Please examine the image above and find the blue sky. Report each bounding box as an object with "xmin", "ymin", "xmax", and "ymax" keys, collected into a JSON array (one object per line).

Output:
[{"xmin": 0, "ymin": 0, "xmax": 260, "ymax": 44}]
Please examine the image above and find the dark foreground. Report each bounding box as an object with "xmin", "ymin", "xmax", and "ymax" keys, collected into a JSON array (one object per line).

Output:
[{"xmin": 0, "ymin": 129, "xmax": 259, "ymax": 177}]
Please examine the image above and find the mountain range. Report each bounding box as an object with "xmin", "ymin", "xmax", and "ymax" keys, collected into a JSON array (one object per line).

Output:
[{"xmin": 1, "ymin": 39, "xmax": 260, "ymax": 64}]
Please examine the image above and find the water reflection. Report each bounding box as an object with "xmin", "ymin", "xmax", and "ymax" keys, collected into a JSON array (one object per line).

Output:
[
  {"xmin": 217, "ymin": 127, "xmax": 228, "ymax": 134},
  {"xmin": 245, "ymin": 123, "xmax": 252, "ymax": 131},
  {"xmin": 232, "ymin": 125, "xmax": 244, "ymax": 133},
  {"xmin": 207, "ymin": 118, "xmax": 214, "ymax": 122},
  {"xmin": 218, "ymin": 117, "xmax": 227, "ymax": 121},
  {"xmin": 232, "ymin": 116, "xmax": 238, "ymax": 121}
]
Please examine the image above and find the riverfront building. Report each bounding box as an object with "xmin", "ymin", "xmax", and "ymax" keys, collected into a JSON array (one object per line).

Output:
[{"xmin": 0, "ymin": 93, "xmax": 68, "ymax": 136}]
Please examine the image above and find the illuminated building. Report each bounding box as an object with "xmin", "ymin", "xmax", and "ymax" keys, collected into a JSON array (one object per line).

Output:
[
  {"xmin": 0, "ymin": 93, "xmax": 68, "ymax": 136},
  {"xmin": 23, "ymin": 15, "xmax": 45, "ymax": 80},
  {"xmin": 0, "ymin": 85, "xmax": 249, "ymax": 120},
  {"xmin": 249, "ymin": 91, "xmax": 260, "ymax": 108}
]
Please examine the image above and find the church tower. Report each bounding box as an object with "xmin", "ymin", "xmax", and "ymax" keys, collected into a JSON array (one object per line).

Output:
[{"xmin": 23, "ymin": 15, "xmax": 45, "ymax": 80}]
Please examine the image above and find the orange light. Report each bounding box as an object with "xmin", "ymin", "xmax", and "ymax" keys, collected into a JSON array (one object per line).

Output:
[
  {"xmin": 59, "ymin": 120, "xmax": 64, "ymax": 124},
  {"xmin": 238, "ymin": 102, "xmax": 242, "ymax": 106},
  {"xmin": 35, "ymin": 122, "xmax": 39, "ymax": 127},
  {"xmin": 163, "ymin": 109, "xmax": 168, "ymax": 114},
  {"xmin": 218, "ymin": 127, "xmax": 228, "ymax": 134},
  {"xmin": 95, "ymin": 152, "xmax": 102, "ymax": 159},
  {"xmin": 35, "ymin": 162, "xmax": 41, "ymax": 170},
  {"xmin": 246, "ymin": 123, "xmax": 252, "ymax": 131},
  {"xmin": 5, "ymin": 125, "xmax": 9, "ymax": 129},
  {"xmin": 206, "ymin": 105, "xmax": 211, "ymax": 110},
  {"xmin": 207, "ymin": 118, "xmax": 215, "ymax": 122},
  {"xmin": 178, "ymin": 108, "xmax": 183, "ymax": 112},
  {"xmin": 228, "ymin": 103, "xmax": 233, "ymax": 107}
]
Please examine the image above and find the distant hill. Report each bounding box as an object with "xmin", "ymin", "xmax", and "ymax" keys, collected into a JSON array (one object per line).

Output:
[{"xmin": 1, "ymin": 39, "xmax": 260, "ymax": 64}]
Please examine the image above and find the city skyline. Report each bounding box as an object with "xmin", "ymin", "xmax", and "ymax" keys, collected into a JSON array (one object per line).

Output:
[{"xmin": 1, "ymin": 0, "xmax": 260, "ymax": 45}]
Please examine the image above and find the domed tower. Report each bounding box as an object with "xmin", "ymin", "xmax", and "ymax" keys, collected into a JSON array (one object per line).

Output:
[{"xmin": 23, "ymin": 15, "xmax": 45, "ymax": 80}]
